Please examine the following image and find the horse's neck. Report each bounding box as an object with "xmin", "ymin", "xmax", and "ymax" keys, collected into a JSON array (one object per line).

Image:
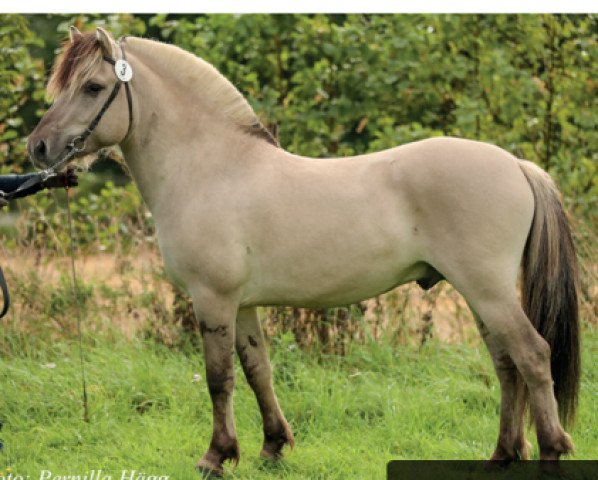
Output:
[{"xmin": 119, "ymin": 44, "xmax": 276, "ymax": 214}]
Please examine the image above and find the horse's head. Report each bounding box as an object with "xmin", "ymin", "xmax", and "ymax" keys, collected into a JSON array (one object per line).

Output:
[{"xmin": 28, "ymin": 27, "xmax": 132, "ymax": 169}]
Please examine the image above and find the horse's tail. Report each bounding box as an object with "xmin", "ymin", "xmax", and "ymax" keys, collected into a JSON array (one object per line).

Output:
[{"xmin": 518, "ymin": 159, "xmax": 580, "ymax": 428}]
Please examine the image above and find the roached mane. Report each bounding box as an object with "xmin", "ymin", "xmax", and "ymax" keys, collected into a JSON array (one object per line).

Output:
[
  {"xmin": 134, "ymin": 37, "xmax": 279, "ymax": 146},
  {"xmin": 46, "ymin": 32, "xmax": 279, "ymax": 146}
]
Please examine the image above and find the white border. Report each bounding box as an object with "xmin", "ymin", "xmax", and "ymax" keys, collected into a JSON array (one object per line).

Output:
[{"xmin": 3, "ymin": 1, "xmax": 597, "ymax": 14}]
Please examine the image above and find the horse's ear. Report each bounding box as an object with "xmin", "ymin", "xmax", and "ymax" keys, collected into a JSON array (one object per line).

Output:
[
  {"xmin": 96, "ymin": 27, "xmax": 115, "ymax": 57},
  {"xmin": 69, "ymin": 26, "xmax": 82, "ymax": 43}
]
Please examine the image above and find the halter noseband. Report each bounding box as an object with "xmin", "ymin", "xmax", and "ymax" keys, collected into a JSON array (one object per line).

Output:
[{"xmin": 41, "ymin": 37, "xmax": 133, "ymax": 179}]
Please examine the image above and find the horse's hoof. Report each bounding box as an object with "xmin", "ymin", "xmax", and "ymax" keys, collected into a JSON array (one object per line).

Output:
[
  {"xmin": 539, "ymin": 431, "xmax": 575, "ymax": 460},
  {"xmin": 195, "ymin": 439, "xmax": 240, "ymax": 478},
  {"xmin": 196, "ymin": 461, "xmax": 223, "ymax": 478},
  {"xmin": 489, "ymin": 446, "xmax": 517, "ymax": 464},
  {"xmin": 260, "ymin": 447, "xmax": 281, "ymax": 461},
  {"xmin": 196, "ymin": 451, "xmax": 226, "ymax": 478},
  {"xmin": 260, "ymin": 421, "xmax": 295, "ymax": 460},
  {"xmin": 489, "ymin": 435, "xmax": 531, "ymax": 464}
]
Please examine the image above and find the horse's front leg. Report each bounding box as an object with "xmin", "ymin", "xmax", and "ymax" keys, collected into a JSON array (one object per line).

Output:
[
  {"xmin": 236, "ymin": 307, "xmax": 295, "ymax": 459},
  {"xmin": 193, "ymin": 288, "xmax": 240, "ymax": 477}
]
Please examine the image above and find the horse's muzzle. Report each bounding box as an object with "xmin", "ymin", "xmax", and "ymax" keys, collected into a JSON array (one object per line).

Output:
[
  {"xmin": 27, "ymin": 132, "xmax": 51, "ymax": 168},
  {"xmin": 29, "ymin": 138, "xmax": 48, "ymax": 165},
  {"xmin": 27, "ymin": 133, "xmax": 72, "ymax": 169}
]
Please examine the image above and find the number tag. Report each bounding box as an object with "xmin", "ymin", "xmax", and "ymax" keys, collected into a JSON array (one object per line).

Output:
[{"xmin": 115, "ymin": 59, "xmax": 133, "ymax": 82}]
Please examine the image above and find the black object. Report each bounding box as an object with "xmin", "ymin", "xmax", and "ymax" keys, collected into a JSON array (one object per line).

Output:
[
  {"xmin": 387, "ymin": 460, "xmax": 598, "ymax": 480},
  {"xmin": 0, "ymin": 173, "xmax": 45, "ymax": 200},
  {"xmin": 0, "ymin": 267, "xmax": 9, "ymax": 318}
]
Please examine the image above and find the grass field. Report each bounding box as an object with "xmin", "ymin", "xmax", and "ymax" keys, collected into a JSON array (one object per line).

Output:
[{"xmin": 1, "ymin": 327, "xmax": 596, "ymax": 479}]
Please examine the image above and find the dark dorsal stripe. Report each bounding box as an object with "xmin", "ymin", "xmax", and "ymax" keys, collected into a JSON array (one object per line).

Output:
[{"xmin": 244, "ymin": 122, "xmax": 280, "ymax": 147}]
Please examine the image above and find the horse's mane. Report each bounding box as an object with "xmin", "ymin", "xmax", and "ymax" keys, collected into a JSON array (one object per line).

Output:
[{"xmin": 47, "ymin": 33, "xmax": 278, "ymax": 146}]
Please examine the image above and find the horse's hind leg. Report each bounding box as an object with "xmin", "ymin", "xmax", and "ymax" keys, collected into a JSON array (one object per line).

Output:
[
  {"xmin": 473, "ymin": 312, "xmax": 530, "ymax": 462},
  {"xmin": 236, "ymin": 307, "xmax": 295, "ymax": 459},
  {"xmin": 468, "ymin": 296, "xmax": 573, "ymax": 460}
]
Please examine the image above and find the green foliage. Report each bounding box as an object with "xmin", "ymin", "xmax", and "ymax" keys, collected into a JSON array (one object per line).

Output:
[
  {"xmin": 16, "ymin": 179, "xmax": 154, "ymax": 254},
  {"xmin": 55, "ymin": 13, "xmax": 147, "ymax": 39},
  {"xmin": 0, "ymin": 14, "xmax": 45, "ymax": 172}
]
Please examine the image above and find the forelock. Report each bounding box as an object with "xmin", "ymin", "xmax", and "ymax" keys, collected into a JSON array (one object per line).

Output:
[{"xmin": 47, "ymin": 32, "xmax": 104, "ymax": 99}]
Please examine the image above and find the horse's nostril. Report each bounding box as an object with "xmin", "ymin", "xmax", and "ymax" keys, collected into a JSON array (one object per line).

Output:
[{"xmin": 34, "ymin": 139, "xmax": 47, "ymax": 160}]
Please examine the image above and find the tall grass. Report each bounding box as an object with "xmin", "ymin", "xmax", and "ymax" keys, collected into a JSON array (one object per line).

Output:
[{"xmin": 1, "ymin": 330, "xmax": 597, "ymax": 478}]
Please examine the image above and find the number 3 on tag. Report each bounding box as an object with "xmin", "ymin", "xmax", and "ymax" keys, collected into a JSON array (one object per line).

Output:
[{"xmin": 115, "ymin": 59, "xmax": 133, "ymax": 82}]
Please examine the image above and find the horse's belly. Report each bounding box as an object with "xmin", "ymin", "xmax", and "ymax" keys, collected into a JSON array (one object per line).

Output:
[
  {"xmin": 241, "ymin": 246, "xmax": 426, "ymax": 308},
  {"xmin": 248, "ymin": 267, "xmax": 426, "ymax": 308}
]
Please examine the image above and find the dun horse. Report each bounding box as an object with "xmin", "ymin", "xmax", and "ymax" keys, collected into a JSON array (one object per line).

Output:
[{"xmin": 28, "ymin": 28, "xmax": 580, "ymax": 475}]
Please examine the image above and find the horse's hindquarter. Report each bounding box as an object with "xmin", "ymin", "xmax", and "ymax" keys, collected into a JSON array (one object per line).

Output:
[{"xmin": 392, "ymin": 137, "xmax": 535, "ymax": 292}]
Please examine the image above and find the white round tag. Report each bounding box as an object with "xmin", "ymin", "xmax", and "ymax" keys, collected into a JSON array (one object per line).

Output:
[{"xmin": 115, "ymin": 59, "xmax": 133, "ymax": 82}]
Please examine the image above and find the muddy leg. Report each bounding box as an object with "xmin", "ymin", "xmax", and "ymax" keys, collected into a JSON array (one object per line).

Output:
[
  {"xmin": 473, "ymin": 313, "xmax": 529, "ymax": 462},
  {"xmin": 474, "ymin": 301, "xmax": 573, "ymax": 461},
  {"xmin": 194, "ymin": 291, "xmax": 240, "ymax": 477},
  {"xmin": 236, "ymin": 307, "xmax": 294, "ymax": 459}
]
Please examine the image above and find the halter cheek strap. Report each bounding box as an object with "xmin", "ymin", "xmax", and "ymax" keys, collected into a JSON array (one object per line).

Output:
[{"xmin": 102, "ymin": 38, "xmax": 133, "ymax": 139}]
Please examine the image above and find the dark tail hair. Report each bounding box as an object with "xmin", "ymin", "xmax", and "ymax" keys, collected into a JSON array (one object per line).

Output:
[{"xmin": 518, "ymin": 160, "xmax": 580, "ymax": 428}]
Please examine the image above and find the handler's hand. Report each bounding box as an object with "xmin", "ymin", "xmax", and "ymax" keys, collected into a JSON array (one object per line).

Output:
[
  {"xmin": 42, "ymin": 168, "xmax": 79, "ymax": 189},
  {"xmin": 0, "ymin": 191, "xmax": 8, "ymax": 208}
]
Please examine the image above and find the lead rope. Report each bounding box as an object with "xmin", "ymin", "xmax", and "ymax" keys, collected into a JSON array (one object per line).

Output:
[{"xmin": 65, "ymin": 184, "xmax": 89, "ymax": 423}]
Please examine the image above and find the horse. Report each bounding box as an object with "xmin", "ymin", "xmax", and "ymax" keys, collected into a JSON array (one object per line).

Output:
[{"xmin": 27, "ymin": 27, "xmax": 580, "ymax": 476}]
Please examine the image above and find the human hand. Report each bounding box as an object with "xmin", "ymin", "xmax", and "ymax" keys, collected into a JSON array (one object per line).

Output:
[{"xmin": 42, "ymin": 168, "xmax": 79, "ymax": 189}]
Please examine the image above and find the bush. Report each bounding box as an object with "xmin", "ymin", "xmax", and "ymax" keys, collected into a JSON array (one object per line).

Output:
[
  {"xmin": 0, "ymin": 14, "xmax": 46, "ymax": 172},
  {"xmin": 16, "ymin": 179, "xmax": 154, "ymax": 254}
]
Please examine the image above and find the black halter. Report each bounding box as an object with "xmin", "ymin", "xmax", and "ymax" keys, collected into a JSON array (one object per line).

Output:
[
  {"xmin": 6, "ymin": 39, "xmax": 134, "ymax": 201},
  {"xmin": 41, "ymin": 37, "xmax": 134, "ymax": 179}
]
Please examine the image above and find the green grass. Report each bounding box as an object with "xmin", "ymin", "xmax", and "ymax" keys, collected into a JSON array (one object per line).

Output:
[{"xmin": 1, "ymin": 331, "xmax": 596, "ymax": 479}]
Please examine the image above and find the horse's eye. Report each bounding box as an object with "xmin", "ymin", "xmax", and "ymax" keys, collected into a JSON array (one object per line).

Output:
[{"xmin": 84, "ymin": 82, "xmax": 105, "ymax": 96}]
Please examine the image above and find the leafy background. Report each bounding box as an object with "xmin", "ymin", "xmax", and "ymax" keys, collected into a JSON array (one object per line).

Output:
[{"xmin": 1, "ymin": 14, "xmax": 596, "ymax": 219}]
